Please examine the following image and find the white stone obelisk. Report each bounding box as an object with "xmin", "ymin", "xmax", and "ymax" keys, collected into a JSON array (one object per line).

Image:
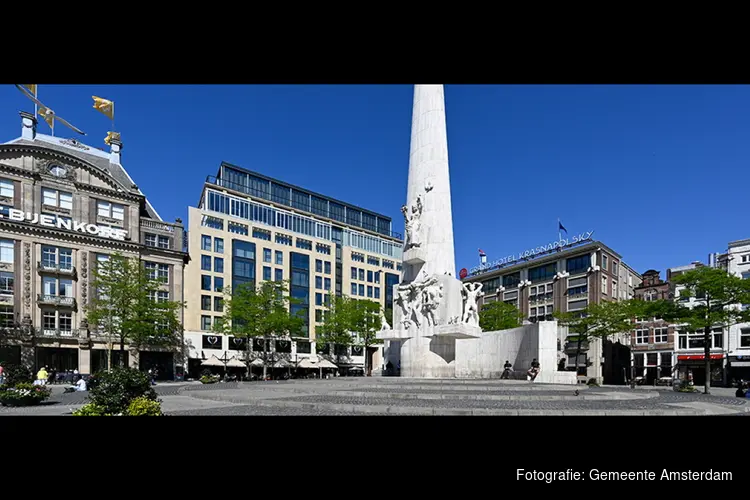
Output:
[
  {"xmin": 378, "ymin": 84, "xmax": 480, "ymax": 378},
  {"xmin": 402, "ymin": 84, "xmax": 456, "ymax": 283}
]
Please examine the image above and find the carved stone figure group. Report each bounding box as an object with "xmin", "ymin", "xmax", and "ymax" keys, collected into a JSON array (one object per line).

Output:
[{"xmin": 394, "ymin": 275, "xmax": 443, "ymax": 329}]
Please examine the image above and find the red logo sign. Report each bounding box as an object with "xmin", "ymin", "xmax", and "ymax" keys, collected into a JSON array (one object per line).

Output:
[{"xmin": 459, "ymin": 268, "xmax": 468, "ymax": 279}]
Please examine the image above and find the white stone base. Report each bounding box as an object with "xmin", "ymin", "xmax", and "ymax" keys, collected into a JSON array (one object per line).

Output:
[
  {"xmin": 432, "ymin": 323, "xmax": 482, "ymax": 339},
  {"xmin": 402, "ymin": 247, "xmax": 426, "ymax": 266},
  {"xmin": 376, "ymin": 329, "xmax": 414, "ymax": 341}
]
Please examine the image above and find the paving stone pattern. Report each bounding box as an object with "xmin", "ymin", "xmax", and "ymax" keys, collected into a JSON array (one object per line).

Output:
[{"xmin": 1, "ymin": 378, "xmax": 748, "ymax": 415}]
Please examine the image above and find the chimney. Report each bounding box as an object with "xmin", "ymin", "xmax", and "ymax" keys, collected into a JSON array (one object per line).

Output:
[
  {"xmin": 109, "ymin": 137, "xmax": 123, "ymax": 165},
  {"xmin": 20, "ymin": 111, "xmax": 37, "ymax": 140},
  {"xmin": 708, "ymin": 253, "xmax": 717, "ymax": 268}
]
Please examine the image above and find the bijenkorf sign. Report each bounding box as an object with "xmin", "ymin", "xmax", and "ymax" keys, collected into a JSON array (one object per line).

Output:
[
  {"xmin": 470, "ymin": 231, "xmax": 594, "ymax": 276},
  {"xmin": 0, "ymin": 208, "xmax": 128, "ymax": 240}
]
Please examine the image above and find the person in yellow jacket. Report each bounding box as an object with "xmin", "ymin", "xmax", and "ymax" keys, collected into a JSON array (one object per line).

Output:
[{"xmin": 36, "ymin": 366, "xmax": 48, "ymax": 385}]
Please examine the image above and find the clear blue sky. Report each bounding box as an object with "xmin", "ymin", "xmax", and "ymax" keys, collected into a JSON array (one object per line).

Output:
[{"xmin": 1, "ymin": 84, "xmax": 748, "ymax": 277}]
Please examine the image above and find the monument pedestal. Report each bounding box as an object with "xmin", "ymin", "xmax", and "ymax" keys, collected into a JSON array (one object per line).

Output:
[
  {"xmin": 433, "ymin": 323, "xmax": 481, "ymax": 339},
  {"xmin": 402, "ymin": 247, "xmax": 426, "ymax": 266}
]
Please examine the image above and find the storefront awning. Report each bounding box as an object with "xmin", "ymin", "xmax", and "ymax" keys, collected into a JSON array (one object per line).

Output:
[
  {"xmin": 297, "ymin": 356, "xmax": 338, "ymax": 369},
  {"xmin": 677, "ymin": 354, "xmax": 723, "ymax": 361},
  {"xmin": 201, "ymin": 355, "xmax": 226, "ymax": 367},
  {"xmin": 226, "ymin": 357, "xmax": 246, "ymax": 368}
]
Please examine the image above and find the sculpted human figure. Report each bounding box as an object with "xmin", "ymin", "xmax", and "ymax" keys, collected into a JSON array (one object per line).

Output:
[
  {"xmin": 379, "ymin": 307, "xmax": 391, "ymax": 331},
  {"xmin": 421, "ymin": 278, "xmax": 443, "ymax": 327},
  {"xmin": 396, "ymin": 283, "xmax": 421, "ymax": 329},
  {"xmin": 402, "ymin": 195, "xmax": 424, "ymax": 250},
  {"xmin": 462, "ymin": 282, "xmax": 484, "ymax": 327}
]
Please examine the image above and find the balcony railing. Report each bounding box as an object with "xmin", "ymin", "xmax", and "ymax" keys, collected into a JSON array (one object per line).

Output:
[
  {"xmin": 37, "ymin": 294, "xmax": 76, "ymax": 307},
  {"xmin": 141, "ymin": 218, "xmax": 181, "ymax": 233},
  {"xmin": 39, "ymin": 328, "xmax": 77, "ymax": 338},
  {"xmin": 38, "ymin": 261, "xmax": 76, "ymax": 276}
]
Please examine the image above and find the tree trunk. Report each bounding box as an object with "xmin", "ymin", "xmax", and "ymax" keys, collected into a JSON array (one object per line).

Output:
[
  {"xmin": 574, "ymin": 336, "xmax": 583, "ymax": 382},
  {"xmin": 364, "ymin": 342, "xmax": 370, "ymax": 377},
  {"xmin": 245, "ymin": 339, "xmax": 251, "ymax": 380},
  {"xmin": 704, "ymin": 324, "xmax": 712, "ymax": 395},
  {"xmin": 262, "ymin": 336, "xmax": 268, "ymax": 380},
  {"xmin": 107, "ymin": 342, "xmax": 112, "ymax": 373}
]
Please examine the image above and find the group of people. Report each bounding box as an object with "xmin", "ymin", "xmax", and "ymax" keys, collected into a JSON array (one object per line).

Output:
[
  {"xmin": 501, "ymin": 359, "xmax": 541, "ymax": 381},
  {"xmin": 34, "ymin": 366, "xmax": 87, "ymax": 392}
]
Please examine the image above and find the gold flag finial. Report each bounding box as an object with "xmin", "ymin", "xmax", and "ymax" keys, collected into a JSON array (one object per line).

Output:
[
  {"xmin": 104, "ymin": 131, "xmax": 121, "ymax": 146},
  {"xmin": 38, "ymin": 106, "xmax": 54, "ymax": 128},
  {"xmin": 92, "ymin": 96, "xmax": 114, "ymax": 120}
]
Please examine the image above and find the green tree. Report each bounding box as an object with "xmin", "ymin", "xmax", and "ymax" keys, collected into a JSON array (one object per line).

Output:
[
  {"xmin": 317, "ymin": 294, "xmax": 383, "ymax": 376},
  {"xmin": 86, "ymin": 253, "xmax": 183, "ymax": 372},
  {"xmin": 555, "ymin": 299, "xmax": 638, "ymax": 378},
  {"xmin": 478, "ymin": 301, "xmax": 524, "ymax": 331},
  {"xmin": 666, "ymin": 266, "xmax": 750, "ymax": 394},
  {"xmin": 214, "ymin": 280, "xmax": 305, "ymax": 379},
  {"xmin": 350, "ymin": 299, "xmax": 383, "ymax": 376},
  {"xmin": 316, "ymin": 293, "xmax": 357, "ymax": 348}
]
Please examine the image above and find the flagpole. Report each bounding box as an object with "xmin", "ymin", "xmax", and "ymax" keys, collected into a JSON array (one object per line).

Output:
[
  {"xmin": 558, "ymin": 218, "xmax": 561, "ymax": 242},
  {"xmin": 112, "ymin": 100, "xmax": 115, "ymax": 132},
  {"xmin": 34, "ymin": 87, "xmax": 38, "ymax": 121}
]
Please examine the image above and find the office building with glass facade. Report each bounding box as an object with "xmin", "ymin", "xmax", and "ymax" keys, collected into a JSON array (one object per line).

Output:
[
  {"xmin": 0, "ymin": 112, "xmax": 188, "ymax": 377},
  {"xmin": 183, "ymin": 162, "xmax": 403, "ymax": 377}
]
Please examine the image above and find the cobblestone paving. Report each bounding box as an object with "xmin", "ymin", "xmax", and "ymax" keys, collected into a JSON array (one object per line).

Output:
[
  {"xmin": 2, "ymin": 378, "xmax": 748, "ymax": 415},
  {"xmin": 588, "ymin": 388, "xmax": 746, "ymax": 406},
  {"xmin": 343, "ymin": 388, "xmax": 599, "ymax": 397},
  {"xmin": 168, "ymin": 405, "xmax": 382, "ymax": 416},
  {"xmin": 271, "ymin": 395, "xmax": 681, "ymax": 410}
]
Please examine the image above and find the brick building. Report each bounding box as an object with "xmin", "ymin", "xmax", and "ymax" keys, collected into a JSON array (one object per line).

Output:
[{"xmin": 631, "ymin": 269, "xmax": 675, "ymax": 384}]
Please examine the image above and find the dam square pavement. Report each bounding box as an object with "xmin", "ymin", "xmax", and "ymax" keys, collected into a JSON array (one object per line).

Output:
[{"xmin": 1, "ymin": 377, "xmax": 749, "ymax": 416}]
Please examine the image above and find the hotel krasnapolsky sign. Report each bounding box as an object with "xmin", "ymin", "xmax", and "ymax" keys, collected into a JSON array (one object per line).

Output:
[
  {"xmin": 469, "ymin": 231, "xmax": 595, "ymax": 276},
  {"xmin": 0, "ymin": 208, "xmax": 128, "ymax": 241}
]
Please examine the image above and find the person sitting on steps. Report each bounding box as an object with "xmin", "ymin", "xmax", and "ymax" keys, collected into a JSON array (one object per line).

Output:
[
  {"xmin": 501, "ymin": 360, "xmax": 513, "ymax": 379},
  {"xmin": 527, "ymin": 359, "xmax": 540, "ymax": 381}
]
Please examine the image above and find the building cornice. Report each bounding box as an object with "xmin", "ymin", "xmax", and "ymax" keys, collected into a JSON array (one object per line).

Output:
[
  {"xmin": 201, "ymin": 183, "xmax": 404, "ymax": 244},
  {"xmin": 140, "ymin": 246, "xmax": 190, "ymax": 264},
  {"xmin": 74, "ymin": 182, "xmax": 143, "ymax": 204},
  {"xmin": 0, "ymin": 219, "xmax": 141, "ymax": 252},
  {"xmin": 0, "ymin": 162, "xmax": 36, "ymax": 180},
  {"xmin": 0, "ymin": 220, "xmax": 189, "ymax": 263}
]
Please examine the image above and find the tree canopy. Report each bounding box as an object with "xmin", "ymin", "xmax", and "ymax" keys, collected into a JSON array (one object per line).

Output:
[
  {"xmin": 655, "ymin": 266, "xmax": 750, "ymax": 394},
  {"xmin": 86, "ymin": 253, "xmax": 183, "ymax": 370},
  {"xmin": 478, "ymin": 300, "xmax": 524, "ymax": 331},
  {"xmin": 317, "ymin": 294, "xmax": 383, "ymax": 375},
  {"xmin": 213, "ymin": 280, "xmax": 306, "ymax": 340},
  {"xmin": 555, "ymin": 299, "xmax": 639, "ymax": 375}
]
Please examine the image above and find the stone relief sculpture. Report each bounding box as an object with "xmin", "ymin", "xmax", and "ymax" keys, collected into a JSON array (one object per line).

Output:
[
  {"xmin": 23, "ymin": 243, "xmax": 31, "ymax": 309},
  {"xmin": 421, "ymin": 276, "xmax": 443, "ymax": 327},
  {"xmin": 402, "ymin": 194, "xmax": 424, "ymax": 250},
  {"xmin": 462, "ymin": 282, "xmax": 484, "ymax": 327}
]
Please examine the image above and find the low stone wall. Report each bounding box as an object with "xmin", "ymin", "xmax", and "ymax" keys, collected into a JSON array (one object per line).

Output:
[{"xmin": 454, "ymin": 321, "xmax": 577, "ymax": 385}]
